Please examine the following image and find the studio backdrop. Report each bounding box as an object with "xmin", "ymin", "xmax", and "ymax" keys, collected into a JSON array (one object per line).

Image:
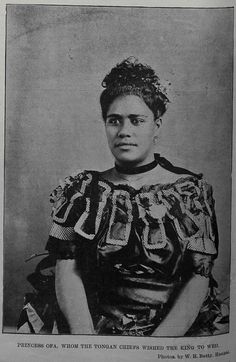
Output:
[{"xmin": 4, "ymin": 5, "xmax": 233, "ymax": 330}]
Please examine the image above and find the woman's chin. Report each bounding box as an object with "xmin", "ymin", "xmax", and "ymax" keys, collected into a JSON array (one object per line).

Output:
[{"xmin": 112, "ymin": 147, "xmax": 155, "ymax": 167}]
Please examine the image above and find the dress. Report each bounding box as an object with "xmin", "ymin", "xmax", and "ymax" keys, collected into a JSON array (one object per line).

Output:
[{"xmin": 17, "ymin": 156, "xmax": 224, "ymax": 336}]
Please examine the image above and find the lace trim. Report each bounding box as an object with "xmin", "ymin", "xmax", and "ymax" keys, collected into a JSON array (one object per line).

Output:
[
  {"xmin": 74, "ymin": 197, "xmax": 94, "ymax": 239},
  {"xmin": 73, "ymin": 181, "xmax": 111, "ymax": 240}
]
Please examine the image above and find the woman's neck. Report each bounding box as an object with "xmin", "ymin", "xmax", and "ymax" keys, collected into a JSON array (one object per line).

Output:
[
  {"xmin": 115, "ymin": 155, "xmax": 158, "ymax": 175},
  {"xmin": 110, "ymin": 164, "xmax": 160, "ymax": 189}
]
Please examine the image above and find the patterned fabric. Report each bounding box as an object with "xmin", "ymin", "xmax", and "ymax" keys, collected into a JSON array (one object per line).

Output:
[
  {"xmin": 49, "ymin": 223, "xmax": 77, "ymax": 241},
  {"xmin": 18, "ymin": 165, "xmax": 221, "ymax": 336},
  {"xmin": 47, "ymin": 170, "xmax": 218, "ymax": 269}
]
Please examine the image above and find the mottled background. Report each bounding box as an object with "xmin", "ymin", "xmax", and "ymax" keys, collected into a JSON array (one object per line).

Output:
[{"xmin": 4, "ymin": 5, "xmax": 233, "ymax": 330}]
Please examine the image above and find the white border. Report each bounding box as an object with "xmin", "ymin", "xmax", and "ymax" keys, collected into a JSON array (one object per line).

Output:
[{"xmin": 0, "ymin": 1, "xmax": 235, "ymax": 361}]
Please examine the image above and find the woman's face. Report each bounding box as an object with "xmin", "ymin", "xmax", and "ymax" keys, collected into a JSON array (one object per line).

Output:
[{"xmin": 105, "ymin": 95, "xmax": 161, "ymax": 167}]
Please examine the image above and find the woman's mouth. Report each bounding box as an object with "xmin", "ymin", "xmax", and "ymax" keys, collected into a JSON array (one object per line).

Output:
[{"xmin": 115, "ymin": 142, "xmax": 137, "ymax": 148}]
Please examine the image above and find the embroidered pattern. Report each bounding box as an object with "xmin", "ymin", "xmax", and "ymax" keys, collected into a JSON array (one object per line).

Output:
[
  {"xmin": 74, "ymin": 197, "xmax": 94, "ymax": 239},
  {"xmin": 136, "ymin": 192, "xmax": 168, "ymax": 250},
  {"xmin": 49, "ymin": 172, "xmax": 217, "ymax": 256},
  {"xmin": 106, "ymin": 190, "xmax": 133, "ymax": 246},
  {"xmin": 96, "ymin": 182, "xmax": 111, "ymax": 234},
  {"xmin": 74, "ymin": 181, "xmax": 111, "ymax": 240},
  {"xmin": 52, "ymin": 173, "xmax": 92, "ymax": 224},
  {"xmin": 187, "ymin": 237, "xmax": 217, "ymax": 255}
]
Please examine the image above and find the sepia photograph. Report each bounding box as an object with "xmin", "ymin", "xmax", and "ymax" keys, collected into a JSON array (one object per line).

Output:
[{"xmin": 3, "ymin": 5, "xmax": 232, "ymax": 338}]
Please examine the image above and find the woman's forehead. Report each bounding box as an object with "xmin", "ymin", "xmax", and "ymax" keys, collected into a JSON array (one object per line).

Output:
[{"xmin": 107, "ymin": 95, "xmax": 153, "ymax": 116}]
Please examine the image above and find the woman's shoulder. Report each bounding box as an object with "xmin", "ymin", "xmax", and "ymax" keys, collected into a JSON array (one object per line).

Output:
[
  {"xmin": 49, "ymin": 169, "xmax": 98, "ymax": 204},
  {"xmin": 152, "ymin": 154, "xmax": 211, "ymax": 190},
  {"xmin": 156, "ymin": 154, "xmax": 202, "ymax": 180},
  {"xmin": 150, "ymin": 166, "xmax": 195, "ymax": 185},
  {"xmin": 152, "ymin": 160, "xmax": 213, "ymax": 198}
]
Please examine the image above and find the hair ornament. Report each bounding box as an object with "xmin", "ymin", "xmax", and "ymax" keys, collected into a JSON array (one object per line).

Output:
[
  {"xmin": 100, "ymin": 57, "xmax": 170, "ymax": 119},
  {"xmin": 102, "ymin": 57, "xmax": 170, "ymax": 105}
]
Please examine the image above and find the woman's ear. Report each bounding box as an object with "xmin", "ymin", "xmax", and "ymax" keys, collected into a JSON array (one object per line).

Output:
[
  {"xmin": 154, "ymin": 117, "xmax": 162, "ymax": 129},
  {"xmin": 153, "ymin": 118, "xmax": 162, "ymax": 145}
]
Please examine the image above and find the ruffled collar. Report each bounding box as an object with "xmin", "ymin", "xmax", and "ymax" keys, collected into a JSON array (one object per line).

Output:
[
  {"xmin": 49, "ymin": 169, "xmax": 217, "ymax": 258},
  {"xmin": 92, "ymin": 170, "xmax": 203, "ymax": 195}
]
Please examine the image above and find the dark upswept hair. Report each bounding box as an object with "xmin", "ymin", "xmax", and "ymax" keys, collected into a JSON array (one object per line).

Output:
[{"xmin": 100, "ymin": 57, "xmax": 170, "ymax": 120}]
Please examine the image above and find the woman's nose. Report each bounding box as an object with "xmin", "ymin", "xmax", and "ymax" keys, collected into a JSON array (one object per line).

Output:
[{"xmin": 117, "ymin": 119, "xmax": 132, "ymax": 137}]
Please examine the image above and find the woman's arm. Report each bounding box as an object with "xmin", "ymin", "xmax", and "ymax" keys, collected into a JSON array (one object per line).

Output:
[
  {"xmin": 152, "ymin": 274, "xmax": 209, "ymax": 337},
  {"xmin": 55, "ymin": 259, "xmax": 95, "ymax": 334}
]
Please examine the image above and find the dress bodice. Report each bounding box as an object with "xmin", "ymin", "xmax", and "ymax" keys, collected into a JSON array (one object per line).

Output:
[
  {"xmin": 44, "ymin": 163, "xmax": 219, "ymax": 334},
  {"xmin": 18, "ymin": 159, "xmax": 223, "ymax": 337},
  {"xmin": 47, "ymin": 169, "xmax": 218, "ymax": 280}
]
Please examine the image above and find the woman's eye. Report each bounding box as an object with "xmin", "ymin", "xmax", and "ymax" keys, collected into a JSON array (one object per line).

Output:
[
  {"xmin": 106, "ymin": 118, "xmax": 120, "ymax": 125},
  {"xmin": 131, "ymin": 118, "xmax": 144, "ymax": 125}
]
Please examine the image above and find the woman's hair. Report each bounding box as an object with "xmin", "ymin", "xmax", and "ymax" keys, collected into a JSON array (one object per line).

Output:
[{"xmin": 100, "ymin": 57, "xmax": 170, "ymax": 120}]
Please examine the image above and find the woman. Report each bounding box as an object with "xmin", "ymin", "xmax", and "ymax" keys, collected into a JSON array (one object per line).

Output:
[{"xmin": 18, "ymin": 58, "xmax": 221, "ymax": 336}]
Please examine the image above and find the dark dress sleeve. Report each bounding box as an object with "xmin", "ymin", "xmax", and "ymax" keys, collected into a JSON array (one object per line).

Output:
[
  {"xmin": 45, "ymin": 173, "xmax": 87, "ymax": 260},
  {"xmin": 181, "ymin": 180, "xmax": 219, "ymax": 278}
]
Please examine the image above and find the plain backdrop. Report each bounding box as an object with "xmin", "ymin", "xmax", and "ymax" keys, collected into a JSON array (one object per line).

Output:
[{"xmin": 4, "ymin": 5, "xmax": 233, "ymax": 329}]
